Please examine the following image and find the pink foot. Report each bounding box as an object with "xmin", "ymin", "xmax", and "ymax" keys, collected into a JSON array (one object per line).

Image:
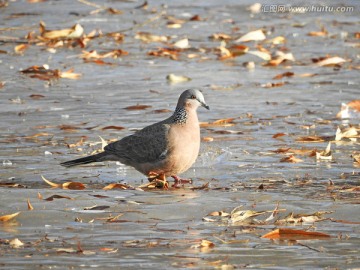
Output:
[{"xmin": 171, "ymin": 175, "xmax": 192, "ymax": 187}]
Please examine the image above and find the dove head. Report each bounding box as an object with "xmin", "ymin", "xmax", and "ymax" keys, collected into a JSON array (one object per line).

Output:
[{"xmin": 176, "ymin": 89, "xmax": 209, "ymax": 111}]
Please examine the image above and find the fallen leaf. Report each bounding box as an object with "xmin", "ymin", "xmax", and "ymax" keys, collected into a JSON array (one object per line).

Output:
[
  {"xmin": 229, "ymin": 206, "xmax": 266, "ymax": 224},
  {"xmin": 210, "ymin": 33, "xmax": 232, "ymax": 41},
  {"xmin": 210, "ymin": 83, "xmax": 242, "ymax": 91},
  {"xmin": 352, "ymin": 152, "xmax": 360, "ymax": 164},
  {"xmin": 41, "ymin": 175, "xmax": 86, "ymax": 190},
  {"xmin": 107, "ymin": 7, "xmax": 123, "ymax": 14},
  {"xmin": 236, "ymin": 29, "xmax": 266, "ymax": 43},
  {"xmin": 9, "ymin": 238, "xmax": 24, "ymax": 248},
  {"xmin": 265, "ymin": 36, "xmax": 286, "ymax": 44},
  {"xmin": 202, "ymin": 137, "xmax": 214, "ymax": 142},
  {"xmin": 0, "ymin": 212, "xmax": 20, "ymax": 222},
  {"xmin": 101, "ymin": 125, "xmax": 125, "ymax": 131},
  {"xmin": 0, "ymin": 183, "xmax": 26, "ymax": 188},
  {"xmin": 84, "ymin": 205, "xmax": 110, "ymax": 211},
  {"xmin": 208, "ymin": 211, "xmax": 230, "ymax": 217},
  {"xmin": 44, "ymin": 195, "xmax": 73, "ymax": 201},
  {"xmin": 200, "ymin": 118, "xmax": 235, "ymax": 128},
  {"xmin": 264, "ymin": 51, "xmax": 295, "ymax": 66},
  {"xmin": 103, "ymin": 183, "xmax": 131, "ymax": 190},
  {"xmin": 135, "ymin": 32, "xmax": 168, "ymax": 43},
  {"xmin": 246, "ymin": 50, "xmax": 271, "ymax": 60},
  {"xmin": 59, "ymin": 68, "xmax": 82, "ymax": 79},
  {"xmin": 191, "ymin": 239, "xmax": 215, "ymax": 250},
  {"xmin": 148, "ymin": 47, "xmax": 180, "ymax": 60},
  {"xmin": 80, "ymin": 49, "xmax": 128, "ymax": 59},
  {"xmin": 14, "ymin": 44, "xmax": 29, "ymax": 54},
  {"xmin": 336, "ymin": 100, "xmax": 360, "ymax": 118},
  {"xmin": 261, "ymin": 82, "xmax": 286, "ymax": 88},
  {"xmin": 273, "ymin": 72, "xmax": 294, "ymax": 80},
  {"xmin": 166, "ymin": 73, "xmax": 191, "ymax": 83},
  {"xmin": 40, "ymin": 21, "xmax": 84, "ymax": 40},
  {"xmin": 316, "ymin": 142, "xmax": 332, "ymax": 160},
  {"xmin": 280, "ymin": 155, "xmax": 303, "ymax": 163},
  {"xmin": 308, "ymin": 26, "xmax": 328, "ymax": 37},
  {"xmin": 27, "ymin": 198, "xmax": 34, "ymax": 210},
  {"xmin": 29, "ymin": 94, "xmax": 45, "ymax": 99},
  {"xmin": 315, "ymin": 56, "xmax": 347, "ymax": 67},
  {"xmin": 261, "ymin": 228, "xmax": 331, "ymax": 240},
  {"xmin": 296, "ymin": 136, "xmax": 325, "ymax": 143},
  {"xmin": 272, "ymin": 133, "xmax": 287, "ymax": 139},
  {"xmin": 124, "ymin": 104, "xmax": 152, "ymax": 110},
  {"xmin": 173, "ymin": 38, "xmax": 189, "ymax": 49}
]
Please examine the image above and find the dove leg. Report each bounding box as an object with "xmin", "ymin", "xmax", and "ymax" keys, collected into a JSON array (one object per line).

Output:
[{"xmin": 171, "ymin": 175, "xmax": 192, "ymax": 187}]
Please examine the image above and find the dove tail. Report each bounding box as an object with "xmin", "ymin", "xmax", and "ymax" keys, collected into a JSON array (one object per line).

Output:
[{"xmin": 60, "ymin": 152, "xmax": 108, "ymax": 167}]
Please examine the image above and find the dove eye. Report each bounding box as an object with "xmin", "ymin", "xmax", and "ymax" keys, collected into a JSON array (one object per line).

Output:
[{"xmin": 190, "ymin": 95, "xmax": 196, "ymax": 99}]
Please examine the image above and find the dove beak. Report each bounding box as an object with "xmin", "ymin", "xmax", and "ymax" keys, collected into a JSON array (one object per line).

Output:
[{"xmin": 202, "ymin": 102, "xmax": 210, "ymax": 110}]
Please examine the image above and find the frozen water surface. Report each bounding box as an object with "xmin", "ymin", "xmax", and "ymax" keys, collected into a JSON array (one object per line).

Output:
[{"xmin": 0, "ymin": 0, "xmax": 359, "ymax": 269}]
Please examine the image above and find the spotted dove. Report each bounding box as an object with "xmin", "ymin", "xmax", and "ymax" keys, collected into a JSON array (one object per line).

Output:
[{"xmin": 60, "ymin": 89, "xmax": 209, "ymax": 185}]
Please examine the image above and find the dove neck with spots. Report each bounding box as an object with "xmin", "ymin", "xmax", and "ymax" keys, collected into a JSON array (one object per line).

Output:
[{"xmin": 172, "ymin": 106, "xmax": 188, "ymax": 124}]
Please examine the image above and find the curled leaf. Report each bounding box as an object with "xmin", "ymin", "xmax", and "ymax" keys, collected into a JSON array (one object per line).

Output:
[{"xmin": 0, "ymin": 212, "xmax": 20, "ymax": 222}]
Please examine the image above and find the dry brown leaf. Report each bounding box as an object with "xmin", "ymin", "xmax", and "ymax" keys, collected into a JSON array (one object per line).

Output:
[
  {"xmin": 63, "ymin": 182, "xmax": 86, "ymax": 190},
  {"xmin": 217, "ymin": 44, "xmax": 249, "ymax": 60},
  {"xmin": 298, "ymin": 73, "xmax": 318, "ymax": 78},
  {"xmin": 246, "ymin": 50, "xmax": 271, "ymax": 60},
  {"xmin": 236, "ymin": 29, "xmax": 266, "ymax": 43},
  {"xmin": 210, "ymin": 83, "xmax": 242, "ymax": 91},
  {"xmin": 44, "ymin": 195, "xmax": 74, "ymax": 201},
  {"xmin": 265, "ymin": 36, "xmax": 286, "ymax": 44},
  {"xmin": 124, "ymin": 104, "xmax": 152, "ymax": 110},
  {"xmin": 59, "ymin": 68, "xmax": 82, "ymax": 79},
  {"xmin": 107, "ymin": 7, "xmax": 123, "ymax": 14},
  {"xmin": 135, "ymin": 32, "xmax": 168, "ymax": 43},
  {"xmin": 273, "ymin": 72, "xmax": 294, "ymax": 80},
  {"xmin": 14, "ymin": 44, "xmax": 29, "ymax": 54},
  {"xmin": 29, "ymin": 94, "xmax": 45, "ymax": 99},
  {"xmin": 264, "ymin": 52, "xmax": 295, "ymax": 67},
  {"xmin": 272, "ymin": 133, "xmax": 287, "ymax": 139},
  {"xmin": 27, "ymin": 198, "xmax": 34, "ymax": 210},
  {"xmin": 262, "ymin": 228, "xmax": 331, "ymax": 240},
  {"xmin": 210, "ymin": 33, "xmax": 232, "ymax": 41},
  {"xmin": 315, "ymin": 56, "xmax": 347, "ymax": 67},
  {"xmin": 0, "ymin": 212, "xmax": 20, "ymax": 222},
  {"xmin": 316, "ymin": 142, "xmax": 332, "ymax": 160},
  {"xmin": 202, "ymin": 137, "xmax": 214, "ymax": 142},
  {"xmin": 280, "ymin": 155, "xmax": 303, "ymax": 163},
  {"xmin": 103, "ymin": 183, "xmax": 131, "ymax": 190},
  {"xmin": 296, "ymin": 136, "xmax": 325, "ymax": 143},
  {"xmin": 261, "ymin": 82, "xmax": 286, "ymax": 88},
  {"xmin": 80, "ymin": 49, "xmax": 128, "ymax": 59},
  {"xmin": 66, "ymin": 136, "xmax": 86, "ymax": 148},
  {"xmin": 166, "ymin": 74, "xmax": 191, "ymax": 83},
  {"xmin": 41, "ymin": 175, "xmax": 86, "ymax": 190},
  {"xmin": 84, "ymin": 205, "xmax": 110, "ymax": 211},
  {"xmin": 200, "ymin": 118, "xmax": 235, "ymax": 128},
  {"xmin": 0, "ymin": 183, "xmax": 26, "ymax": 188},
  {"xmin": 352, "ymin": 153, "xmax": 360, "ymax": 164},
  {"xmin": 308, "ymin": 26, "xmax": 328, "ymax": 37},
  {"xmin": 9, "ymin": 238, "xmax": 24, "ymax": 248},
  {"xmin": 230, "ymin": 206, "xmax": 266, "ymax": 224},
  {"xmin": 347, "ymin": 100, "xmax": 360, "ymax": 112},
  {"xmin": 101, "ymin": 125, "xmax": 125, "ymax": 131},
  {"xmin": 40, "ymin": 21, "xmax": 84, "ymax": 40},
  {"xmin": 208, "ymin": 211, "xmax": 230, "ymax": 217},
  {"xmin": 148, "ymin": 47, "xmax": 180, "ymax": 60},
  {"xmin": 173, "ymin": 38, "xmax": 189, "ymax": 49}
]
